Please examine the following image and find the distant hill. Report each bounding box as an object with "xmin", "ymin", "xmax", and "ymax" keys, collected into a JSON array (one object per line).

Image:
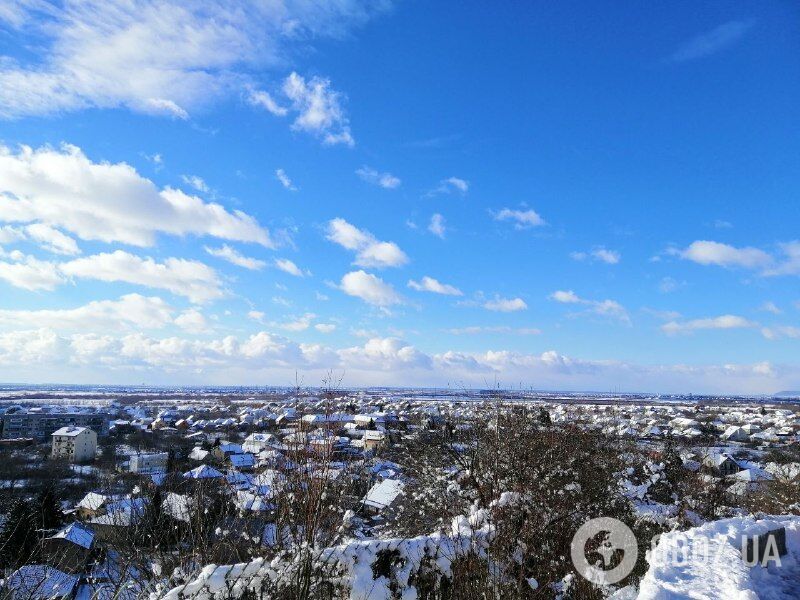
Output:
[{"xmin": 773, "ymin": 391, "xmax": 800, "ymax": 398}]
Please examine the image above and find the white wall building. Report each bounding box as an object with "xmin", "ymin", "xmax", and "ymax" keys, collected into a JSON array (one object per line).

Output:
[
  {"xmin": 129, "ymin": 452, "xmax": 169, "ymax": 474},
  {"xmin": 51, "ymin": 426, "xmax": 97, "ymax": 462}
]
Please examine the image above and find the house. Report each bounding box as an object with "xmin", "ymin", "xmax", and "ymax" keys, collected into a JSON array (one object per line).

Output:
[
  {"xmin": 129, "ymin": 452, "xmax": 168, "ymax": 474},
  {"xmin": 227, "ymin": 453, "xmax": 256, "ymax": 471},
  {"xmin": 89, "ymin": 498, "xmax": 146, "ymax": 543},
  {"xmin": 242, "ymin": 432, "xmax": 276, "ymax": 454},
  {"xmin": 363, "ymin": 430, "xmax": 386, "ymax": 451},
  {"xmin": 41, "ymin": 522, "xmax": 95, "ymax": 573},
  {"xmin": 51, "ymin": 427, "xmax": 97, "ymax": 462},
  {"xmin": 362, "ymin": 478, "xmax": 404, "ymax": 515},
  {"xmin": 721, "ymin": 426, "xmax": 750, "ymax": 442},
  {"xmin": 703, "ymin": 453, "xmax": 740, "ymax": 476},
  {"xmin": 211, "ymin": 442, "xmax": 243, "ymax": 461},
  {"xmin": 183, "ymin": 464, "xmax": 224, "ymax": 480}
]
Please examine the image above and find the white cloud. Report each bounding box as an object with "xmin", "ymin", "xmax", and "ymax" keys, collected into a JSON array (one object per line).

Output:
[
  {"xmin": 0, "ymin": 144, "xmax": 273, "ymax": 248},
  {"xmin": 484, "ymin": 297, "xmax": 527, "ymax": 312},
  {"xmin": 549, "ymin": 290, "xmax": 630, "ymax": 324},
  {"xmin": 0, "ymin": 294, "xmax": 173, "ymax": 331},
  {"xmin": 677, "ymin": 240, "xmax": 772, "ymax": 269},
  {"xmin": 494, "ymin": 208, "xmax": 546, "ymax": 229},
  {"xmin": 60, "ymin": 251, "xmax": 224, "ymax": 303},
  {"xmin": 204, "ymin": 245, "xmax": 266, "ymax": 270},
  {"xmin": 670, "ymin": 20, "xmax": 755, "ymax": 63},
  {"xmin": 408, "ymin": 276, "xmax": 462, "ymax": 296},
  {"xmin": 181, "ymin": 175, "xmax": 210, "ymax": 193},
  {"xmin": 761, "ymin": 326, "xmax": 800, "ymax": 341},
  {"xmin": 248, "ymin": 310, "xmax": 265, "ymax": 322},
  {"xmin": 326, "ymin": 218, "xmax": 408, "ymax": 269},
  {"xmin": 275, "ymin": 313, "xmax": 315, "ymax": 332},
  {"xmin": 174, "ymin": 308, "xmax": 209, "ymax": 334},
  {"xmin": 428, "ymin": 213, "xmax": 446, "ymax": 239},
  {"xmin": 275, "ymin": 169, "xmax": 297, "ymax": 191},
  {"xmin": 428, "ymin": 177, "xmax": 469, "ymax": 196},
  {"xmin": 0, "ymin": 223, "xmax": 80, "ymax": 256},
  {"xmin": 281, "ymin": 72, "xmax": 354, "ymax": 146},
  {"xmin": 446, "ymin": 326, "xmax": 541, "ymax": 336},
  {"xmin": 248, "ymin": 90, "xmax": 288, "ymax": 117},
  {"xmin": 440, "ymin": 177, "xmax": 469, "ymax": 194},
  {"xmin": 0, "ymin": 1, "xmax": 384, "ymax": 120},
  {"xmin": 658, "ymin": 277, "xmax": 683, "ymax": 294},
  {"xmin": 0, "ymin": 328, "xmax": 789, "ymax": 394},
  {"xmin": 339, "ymin": 337, "xmax": 431, "ymax": 371},
  {"xmin": 315, "ymin": 323, "xmax": 336, "ymax": 333},
  {"xmin": 356, "ymin": 166, "xmax": 401, "ymax": 189},
  {"xmin": 763, "ymin": 242, "xmax": 800, "ymax": 277},
  {"xmin": 274, "ymin": 258, "xmax": 307, "ymax": 277},
  {"xmin": 662, "ymin": 315, "xmax": 756, "ymax": 335},
  {"xmin": 339, "ymin": 270, "xmax": 402, "ymax": 307},
  {"xmin": 570, "ymin": 248, "xmax": 620, "ymax": 264},
  {"xmin": 23, "ymin": 224, "xmax": 80, "ymax": 255},
  {"xmin": 550, "ymin": 290, "xmax": 581, "ymax": 304},
  {"xmin": 760, "ymin": 301, "xmax": 782, "ymax": 315},
  {"xmin": 0, "ymin": 255, "xmax": 64, "ymax": 291},
  {"xmin": 574, "ymin": 247, "xmax": 620, "ymax": 264}
]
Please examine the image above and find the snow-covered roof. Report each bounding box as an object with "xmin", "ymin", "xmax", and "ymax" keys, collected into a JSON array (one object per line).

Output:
[
  {"xmin": 52, "ymin": 426, "xmax": 89, "ymax": 437},
  {"xmin": 183, "ymin": 464, "xmax": 224, "ymax": 479},
  {"xmin": 228, "ymin": 453, "xmax": 255, "ymax": 468},
  {"xmin": 6, "ymin": 565, "xmax": 79, "ymax": 599},
  {"xmin": 363, "ymin": 478, "xmax": 404, "ymax": 510},
  {"xmin": 48, "ymin": 522, "xmax": 95, "ymax": 549}
]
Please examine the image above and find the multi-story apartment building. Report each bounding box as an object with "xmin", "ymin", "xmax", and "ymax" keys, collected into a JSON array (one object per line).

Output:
[
  {"xmin": 51, "ymin": 427, "xmax": 97, "ymax": 462},
  {"xmin": 0, "ymin": 410, "xmax": 110, "ymax": 440}
]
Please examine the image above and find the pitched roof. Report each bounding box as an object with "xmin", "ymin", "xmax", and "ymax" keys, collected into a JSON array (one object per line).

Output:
[{"xmin": 48, "ymin": 522, "xmax": 95, "ymax": 549}]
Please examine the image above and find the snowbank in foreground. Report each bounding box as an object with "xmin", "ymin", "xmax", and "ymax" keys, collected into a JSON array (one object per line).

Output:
[{"xmin": 637, "ymin": 515, "xmax": 800, "ymax": 600}]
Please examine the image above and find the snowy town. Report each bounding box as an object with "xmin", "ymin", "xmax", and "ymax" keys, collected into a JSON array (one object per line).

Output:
[{"xmin": 0, "ymin": 386, "xmax": 797, "ymax": 598}]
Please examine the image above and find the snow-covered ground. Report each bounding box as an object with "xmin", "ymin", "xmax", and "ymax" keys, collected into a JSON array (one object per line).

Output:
[{"xmin": 638, "ymin": 516, "xmax": 800, "ymax": 599}]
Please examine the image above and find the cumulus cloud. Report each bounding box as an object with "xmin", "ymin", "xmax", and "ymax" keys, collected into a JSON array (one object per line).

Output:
[
  {"xmin": 356, "ymin": 166, "xmax": 401, "ymax": 189},
  {"xmin": 549, "ymin": 290, "xmax": 630, "ymax": 324},
  {"xmin": 670, "ymin": 20, "xmax": 755, "ymax": 63},
  {"xmin": 326, "ymin": 218, "xmax": 409, "ymax": 269},
  {"xmin": 280, "ymin": 73, "xmax": 354, "ymax": 146},
  {"xmin": 0, "ymin": 328, "xmax": 789, "ymax": 394},
  {"xmin": 315, "ymin": 323, "xmax": 336, "ymax": 333},
  {"xmin": 446, "ymin": 326, "xmax": 541, "ymax": 336},
  {"xmin": 0, "ymin": 294, "xmax": 173, "ymax": 331},
  {"xmin": 60, "ymin": 251, "xmax": 224, "ymax": 303},
  {"xmin": 407, "ymin": 276, "xmax": 462, "ymax": 296},
  {"xmin": 494, "ymin": 208, "xmax": 546, "ymax": 229},
  {"xmin": 0, "ymin": 1, "xmax": 384, "ymax": 120},
  {"xmin": 204, "ymin": 245, "xmax": 266, "ymax": 270},
  {"xmin": 677, "ymin": 240, "xmax": 772, "ymax": 269},
  {"xmin": 0, "ymin": 223, "xmax": 80, "ymax": 256},
  {"xmin": 484, "ymin": 296, "xmax": 527, "ymax": 312},
  {"xmin": 661, "ymin": 314, "xmax": 757, "ymax": 335},
  {"xmin": 0, "ymin": 255, "xmax": 65, "ymax": 291},
  {"xmin": 428, "ymin": 213, "xmax": 446, "ymax": 239},
  {"xmin": 0, "ymin": 144, "xmax": 273, "ymax": 248},
  {"xmin": 339, "ymin": 270, "xmax": 402, "ymax": 307},
  {"xmin": 174, "ymin": 308, "xmax": 209, "ymax": 334}
]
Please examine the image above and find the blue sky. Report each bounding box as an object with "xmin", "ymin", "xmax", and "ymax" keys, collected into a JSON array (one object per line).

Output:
[{"xmin": 0, "ymin": 1, "xmax": 798, "ymax": 393}]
